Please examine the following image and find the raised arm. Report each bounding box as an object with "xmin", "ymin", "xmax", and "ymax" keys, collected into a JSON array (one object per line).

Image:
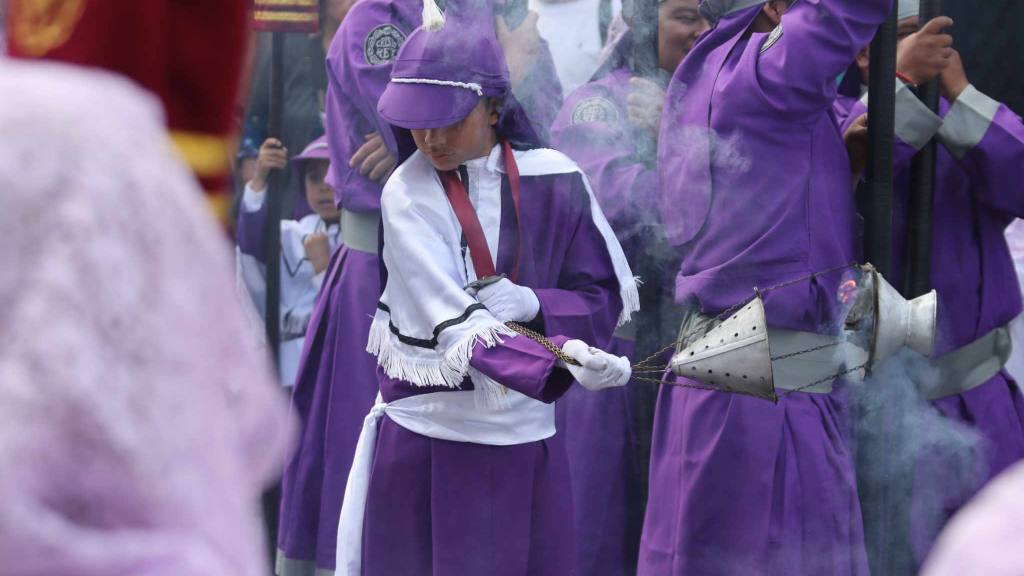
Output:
[
  {"xmin": 937, "ymin": 56, "xmax": 1024, "ymax": 217},
  {"xmin": 235, "ymin": 138, "xmax": 288, "ymax": 260},
  {"xmin": 324, "ymin": 3, "xmax": 411, "ymax": 206},
  {"xmin": 496, "ymin": 13, "xmax": 565, "ymax": 143},
  {"xmin": 755, "ymin": 0, "xmax": 894, "ymax": 119}
]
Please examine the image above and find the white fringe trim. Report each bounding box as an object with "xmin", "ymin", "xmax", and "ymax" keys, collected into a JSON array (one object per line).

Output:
[
  {"xmin": 421, "ymin": 0, "xmax": 445, "ymax": 31},
  {"xmin": 468, "ymin": 367, "xmax": 514, "ymax": 411},
  {"xmin": 618, "ymin": 276, "xmax": 640, "ymax": 328},
  {"xmin": 367, "ymin": 313, "xmax": 517, "ymax": 409}
]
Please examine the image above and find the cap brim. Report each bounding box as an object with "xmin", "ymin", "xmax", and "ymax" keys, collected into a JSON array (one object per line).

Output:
[
  {"xmin": 378, "ymin": 81, "xmax": 481, "ymax": 130},
  {"xmin": 293, "ymin": 147, "xmax": 330, "ymax": 162}
]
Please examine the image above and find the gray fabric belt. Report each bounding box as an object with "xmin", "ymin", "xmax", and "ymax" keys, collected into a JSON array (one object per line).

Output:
[
  {"xmin": 341, "ymin": 208, "xmax": 380, "ymax": 254},
  {"xmin": 923, "ymin": 326, "xmax": 1011, "ymax": 400},
  {"xmin": 275, "ymin": 550, "xmax": 335, "ymax": 576}
]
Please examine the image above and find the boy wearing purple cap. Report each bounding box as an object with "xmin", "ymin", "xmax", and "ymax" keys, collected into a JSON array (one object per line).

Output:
[
  {"xmin": 639, "ymin": 0, "xmax": 892, "ymax": 574},
  {"xmin": 275, "ymin": 0, "xmax": 564, "ymax": 572},
  {"xmin": 549, "ymin": 2, "xmax": 707, "ymax": 574},
  {"xmin": 835, "ymin": 2, "xmax": 1024, "ymax": 564},
  {"xmin": 236, "ymin": 136, "xmax": 342, "ymax": 388},
  {"xmin": 333, "ymin": 14, "xmax": 639, "ymax": 576}
]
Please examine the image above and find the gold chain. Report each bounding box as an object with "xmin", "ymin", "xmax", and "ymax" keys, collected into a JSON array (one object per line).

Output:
[{"xmin": 505, "ymin": 322, "xmax": 582, "ymax": 366}]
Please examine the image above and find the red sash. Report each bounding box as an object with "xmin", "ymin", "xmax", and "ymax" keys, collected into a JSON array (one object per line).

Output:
[{"xmin": 438, "ymin": 140, "xmax": 521, "ymax": 282}]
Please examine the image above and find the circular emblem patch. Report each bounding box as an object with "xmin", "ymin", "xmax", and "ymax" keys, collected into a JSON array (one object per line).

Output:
[
  {"xmin": 571, "ymin": 96, "xmax": 620, "ymax": 126},
  {"xmin": 9, "ymin": 0, "xmax": 86, "ymax": 57},
  {"xmin": 364, "ymin": 24, "xmax": 406, "ymax": 66}
]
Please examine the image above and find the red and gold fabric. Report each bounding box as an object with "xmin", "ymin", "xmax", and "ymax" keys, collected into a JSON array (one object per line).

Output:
[
  {"xmin": 252, "ymin": 0, "xmax": 319, "ymax": 33},
  {"xmin": 6, "ymin": 0, "xmax": 250, "ymax": 223}
]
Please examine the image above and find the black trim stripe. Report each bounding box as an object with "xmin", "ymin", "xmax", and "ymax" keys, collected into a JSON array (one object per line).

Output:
[{"xmin": 377, "ymin": 302, "xmax": 489, "ymax": 349}]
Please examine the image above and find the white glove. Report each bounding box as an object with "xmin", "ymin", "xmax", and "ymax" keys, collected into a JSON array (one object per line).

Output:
[
  {"xmin": 474, "ymin": 278, "xmax": 540, "ymax": 323},
  {"xmin": 560, "ymin": 339, "xmax": 632, "ymax": 391}
]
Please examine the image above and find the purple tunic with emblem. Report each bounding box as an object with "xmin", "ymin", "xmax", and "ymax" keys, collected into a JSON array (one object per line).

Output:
[
  {"xmin": 836, "ymin": 87, "xmax": 1024, "ymax": 563},
  {"xmin": 639, "ymin": 2, "xmax": 891, "ymax": 575},
  {"xmin": 275, "ymin": 1, "xmax": 565, "ymax": 572},
  {"xmin": 549, "ymin": 53, "xmax": 669, "ymax": 576},
  {"xmin": 363, "ymin": 149, "xmax": 624, "ymax": 575}
]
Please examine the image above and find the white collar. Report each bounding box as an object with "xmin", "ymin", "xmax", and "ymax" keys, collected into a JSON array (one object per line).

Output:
[{"xmin": 461, "ymin": 143, "xmax": 503, "ymax": 174}]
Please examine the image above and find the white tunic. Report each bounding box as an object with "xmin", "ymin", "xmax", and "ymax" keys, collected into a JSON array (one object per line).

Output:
[{"xmin": 238, "ymin": 184, "xmax": 341, "ymax": 386}]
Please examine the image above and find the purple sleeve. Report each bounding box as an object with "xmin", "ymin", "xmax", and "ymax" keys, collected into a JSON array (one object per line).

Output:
[
  {"xmin": 469, "ymin": 334, "xmax": 574, "ymax": 403},
  {"xmin": 324, "ymin": 2, "xmax": 406, "ymax": 211},
  {"xmin": 755, "ymin": 0, "xmax": 893, "ymax": 119},
  {"xmin": 551, "ymin": 81, "xmax": 657, "ymax": 243},
  {"xmin": 512, "ymin": 40, "xmax": 564, "ymax": 143},
  {"xmin": 533, "ymin": 176, "xmax": 623, "ymax": 349},
  {"xmin": 942, "ymin": 89, "xmax": 1024, "ymax": 217},
  {"xmin": 235, "ymin": 195, "xmax": 269, "ymax": 261}
]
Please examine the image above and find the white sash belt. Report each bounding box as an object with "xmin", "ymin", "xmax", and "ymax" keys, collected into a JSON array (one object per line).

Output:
[{"xmin": 335, "ymin": 389, "xmax": 555, "ymax": 576}]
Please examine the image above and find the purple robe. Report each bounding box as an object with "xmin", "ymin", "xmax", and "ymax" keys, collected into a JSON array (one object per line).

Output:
[
  {"xmin": 836, "ymin": 88, "xmax": 1024, "ymax": 563},
  {"xmin": 640, "ymin": 2, "xmax": 892, "ymax": 574},
  {"xmin": 549, "ymin": 62, "xmax": 668, "ymax": 576},
  {"xmin": 276, "ymin": 2, "xmax": 565, "ymax": 572},
  {"xmin": 275, "ymin": 0, "xmax": 419, "ymax": 571},
  {"xmin": 363, "ymin": 165, "xmax": 624, "ymax": 575}
]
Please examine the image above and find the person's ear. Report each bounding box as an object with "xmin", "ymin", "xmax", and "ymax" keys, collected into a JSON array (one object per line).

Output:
[
  {"xmin": 488, "ymin": 98, "xmax": 500, "ymax": 126},
  {"xmin": 855, "ymin": 45, "xmax": 870, "ymax": 81}
]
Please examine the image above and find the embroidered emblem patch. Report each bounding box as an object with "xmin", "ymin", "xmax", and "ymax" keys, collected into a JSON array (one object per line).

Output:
[
  {"xmin": 571, "ymin": 96, "xmax": 620, "ymax": 125},
  {"xmin": 760, "ymin": 24, "xmax": 783, "ymax": 54},
  {"xmin": 364, "ymin": 24, "xmax": 406, "ymax": 65}
]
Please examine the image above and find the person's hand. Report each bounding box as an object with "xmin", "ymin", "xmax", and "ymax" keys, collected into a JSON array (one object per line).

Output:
[
  {"xmin": 939, "ymin": 49, "xmax": 969, "ymax": 102},
  {"xmin": 349, "ymin": 132, "xmax": 397, "ymax": 183},
  {"xmin": 251, "ymin": 138, "xmax": 288, "ymax": 192},
  {"xmin": 627, "ymin": 77, "xmax": 667, "ymax": 140},
  {"xmin": 896, "ymin": 16, "xmax": 954, "ymax": 86},
  {"xmin": 496, "ymin": 12, "xmax": 542, "ymax": 89},
  {"xmin": 473, "ymin": 278, "xmax": 540, "ymax": 323},
  {"xmin": 844, "ymin": 113, "xmax": 869, "ymax": 188},
  {"xmin": 561, "ymin": 340, "xmax": 631, "ymax": 391},
  {"xmin": 303, "ymin": 233, "xmax": 332, "ymax": 274}
]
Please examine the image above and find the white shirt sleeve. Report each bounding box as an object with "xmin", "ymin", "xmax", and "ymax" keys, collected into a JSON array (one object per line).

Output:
[{"xmin": 241, "ymin": 181, "xmax": 268, "ymax": 213}]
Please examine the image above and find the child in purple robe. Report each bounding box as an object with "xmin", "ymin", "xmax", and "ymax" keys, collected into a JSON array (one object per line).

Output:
[
  {"xmin": 549, "ymin": 2, "xmax": 707, "ymax": 573},
  {"xmin": 236, "ymin": 136, "xmax": 342, "ymax": 388},
  {"xmin": 333, "ymin": 12, "xmax": 639, "ymax": 576},
  {"xmin": 835, "ymin": 1, "xmax": 1024, "ymax": 565},
  {"xmin": 275, "ymin": 0, "xmax": 565, "ymax": 572},
  {"xmin": 641, "ymin": 0, "xmax": 893, "ymax": 574}
]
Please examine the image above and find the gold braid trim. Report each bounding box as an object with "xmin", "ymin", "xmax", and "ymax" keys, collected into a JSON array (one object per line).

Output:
[{"xmin": 169, "ymin": 131, "xmax": 231, "ymax": 178}]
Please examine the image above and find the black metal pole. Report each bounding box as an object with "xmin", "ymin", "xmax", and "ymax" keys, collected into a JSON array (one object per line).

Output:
[
  {"xmin": 862, "ymin": 8, "xmax": 898, "ymax": 279},
  {"xmin": 904, "ymin": 0, "xmax": 942, "ymax": 298},
  {"xmin": 857, "ymin": 7, "xmax": 904, "ymax": 576},
  {"xmin": 260, "ymin": 30, "xmax": 287, "ymax": 570},
  {"xmin": 265, "ymin": 32, "xmax": 285, "ymax": 367}
]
